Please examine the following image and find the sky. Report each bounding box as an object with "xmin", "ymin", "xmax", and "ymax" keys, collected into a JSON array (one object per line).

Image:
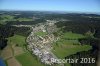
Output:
[{"xmin": 0, "ymin": 0, "xmax": 100, "ymax": 13}]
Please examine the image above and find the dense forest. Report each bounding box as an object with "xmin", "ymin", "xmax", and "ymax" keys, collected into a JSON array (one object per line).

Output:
[
  {"xmin": 6, "ymin": 19, "xmax": 46, "ymax": 25},
  {"xmin": 0, "ymin": 24, "xmax": 30, "ymax": 49},
  {"xmin": 0, "ymin": 24, "xmax": 13, "ymax": 49}
]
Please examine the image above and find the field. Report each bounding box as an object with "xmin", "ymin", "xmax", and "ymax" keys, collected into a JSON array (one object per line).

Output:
[
  {"xmin": 16, "ymin": 52, "xmax": 44, "ymax": 66},
  {"xmin": 7, "ymin": 57, "xmax": 22, "ymax": 66},
  {"xmin": 34, "ymin": 31, "xmax": 47, "ymax": 36},
  {"xmin": 0, "ymin": 34, "xmax": 27, "ymax": 66},
  {"xmin": 0, "ymin": 45, "xmax": 13, "ymax": 60},
  {"xmin": 52, "ymin": 32, "xmax": 92, "ymax": 59},
  {"xmin": 8, "ymin": 34, "xmax": 26, "ymax": 47},
  {"xmin": 62, "ymin": 32, "xmax": 86, "ymax": 39},
  {"xmin": 0, "ymin": 14, "xmax": 33, "ymax": 24},
  {"xmin": 2, "ymin": 34, "xmax": 44, "ymax": 66},
  {"xmin": 52, "ymin": 44, "xmax": 92, "ymax": 58}
]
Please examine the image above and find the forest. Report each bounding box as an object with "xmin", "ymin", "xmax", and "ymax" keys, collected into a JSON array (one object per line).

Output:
[{"xmin": 0, "ymin": 24, "xmax": 30, "ymax": 50}]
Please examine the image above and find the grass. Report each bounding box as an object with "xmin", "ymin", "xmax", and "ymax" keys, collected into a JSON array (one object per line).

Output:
[
  {"xmin": 16, "ymin": 52, "xmax": 44, "ymax": 66},
  {"xmin": 8, "ymin": 34, "xmax": 26, "ymax": 47},
  {"xmin": 0, "ymin": 14, "xmax": 33, "ymax": 24},
  {"xmin": 17, "ymin": 18, "xmax": 33, "ymax": 22},
  {"xmin": 62, "ymin": 32, "xmax": 86, "ymax": 39},
  {"xmin": 8, "ymin": 34, "xmax": 44, "ymax": 66},
  {"xmin": 35, "ymin": 31, "xmax": 47, "ymax": 36},
  {"xmin": 0, "ymin": 15, "xmax": 15, "ymax": 24},
  {"xmin": 52, "ymin": 32, "xmax": 92, "ymax": 59},
  {"xmin": 55, "ymin": 39, "xmax": 80, "ymax": 45},
  {"xmin": 52, "ymin": 44, "xmax": 92, "ymax": 59}
]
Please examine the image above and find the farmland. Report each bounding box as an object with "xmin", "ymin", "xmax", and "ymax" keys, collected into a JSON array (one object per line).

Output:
[
  {"xmin": 0, "ymin": 14, "xmax": 33, "ymax": 25},
  {"xmin": 52, "ymin": 32, "xmax": 92, "ymax": 59},
  {"xmin": 16, "ymin": 52, "xmax": 44, "ymax": 66},
  {"xmin": 0, "ymin": 34, "xmax": 44, "ymax": 66},
  {"xmin": 62, "ymin": 32, "xmax": 86, "ymax": 39}
]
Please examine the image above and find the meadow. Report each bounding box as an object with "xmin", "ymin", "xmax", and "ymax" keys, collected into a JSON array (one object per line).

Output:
[{"xmin": 52, "ymin": 32, "xmax": 92, "ymax": 59}]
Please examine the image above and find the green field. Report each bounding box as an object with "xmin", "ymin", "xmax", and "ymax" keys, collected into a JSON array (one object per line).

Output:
[
  {"xmin": 52, "ymin": 44, "xmax": 92, "ymax": 58},
  {"xmin": 8, "ymin": 34, "xmax": 44, "ymax": 66},
  {"xmin": 62, "ymin": 32, "xmax": 86, "ymax": 39},
  {"xmin": 35, "ymin": 31, "xmax": 47, "ymax": 36},
  {"xmin": 8, "ymin": 34, "xmax": 26, "ymax": 47},
  {"xmin": 55, "ymin": 39, "xmax": 80, "ymax": 45},
  {"xmin": 52, "ymin": 32, "xmax": 92, "ymax": 59},
  {"xmin": 16, "ymin": 52, "xmax": 44, "ymax": 66},
  {"xmin": 0, "ymin": 14, "xmax": 33, "ymax": 24},
  {"xmin": 17, "ymin": 18, "xmax": 33, "ymax": 22},
  {"xmin": 0, "ymin": 15, "xmax": 15, "ymax": 24}
]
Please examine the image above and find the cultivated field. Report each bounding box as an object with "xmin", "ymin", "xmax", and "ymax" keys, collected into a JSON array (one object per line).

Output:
[
  {"xmin": 7, "ymin": 57, "xmax": 22, "ymax": 66},
  {"xmin": 0, "ymin": 45, "xmax": 13, "ymax": 60},
  {"xmin": 52, "ymin": 32, "xmax": 92, "ymax": 59},
  {"xmin": 0, "ymin": 34, "xmax": 26, "ymax": 66},
  {"xmin": 2, "ymin": 34, "xmax": 45, "ymax": 66},
  {"xmin": 16, "ymin": 52, "xmax": 44, "ymax": 66}
]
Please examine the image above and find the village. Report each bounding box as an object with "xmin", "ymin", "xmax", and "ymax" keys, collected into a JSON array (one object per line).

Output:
[{"xmin": 26, "ymin": 20, "xmax": 60, "ymax": 65}]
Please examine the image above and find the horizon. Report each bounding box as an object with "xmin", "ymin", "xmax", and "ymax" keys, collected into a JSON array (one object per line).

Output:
[
  {"xmin": 0, "ymin": 10, "xmax": 100, "ymax": 15},
  {"xmin": 0, "ymin": 0, "xmax": 100, "ymax": 14}
]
